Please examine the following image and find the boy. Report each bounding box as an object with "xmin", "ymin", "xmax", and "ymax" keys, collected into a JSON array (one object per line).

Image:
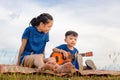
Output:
[{"xmin": 52, "ymin": 30, "xmax": 96, "ymax": 71}]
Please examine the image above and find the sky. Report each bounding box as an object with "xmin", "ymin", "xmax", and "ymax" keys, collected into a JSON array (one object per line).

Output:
[{"xmin": 0, "ymin": 0, "xmax": 120, "ymax": 70}]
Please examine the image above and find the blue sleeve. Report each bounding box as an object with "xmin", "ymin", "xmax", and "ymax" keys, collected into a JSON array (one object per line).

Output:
[
  {"xmin": 46, "ymin": 32, "xmax": 49, "ymax": 42},
  {"xmin": 74, "ymin": 48, "xmax": 79, "ymax": 54},
  {"xmin": 56, "ymin": 44, "xmax": 65, "ymax": 49},
  {"xmin": 76, "ymin": 49, "xmax": 79, "ymax": 54},
  {"xmin": 22, "ymin": 27, "xmax": 31, "ymax": 39}
]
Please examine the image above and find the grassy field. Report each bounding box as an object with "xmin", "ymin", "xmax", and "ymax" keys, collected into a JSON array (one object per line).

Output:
[
  {"xmin": 0, "ymin": 73, "xmax": 120, "ymax": 80},
  {"xmin": 0, "ymin": 51, "xmax": 120, "ymax": 80}
]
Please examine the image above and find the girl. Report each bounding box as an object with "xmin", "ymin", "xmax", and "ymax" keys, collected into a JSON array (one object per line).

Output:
[{"xmin": 17, "ymin": 13, "xmax": 53, "ymax": 70}]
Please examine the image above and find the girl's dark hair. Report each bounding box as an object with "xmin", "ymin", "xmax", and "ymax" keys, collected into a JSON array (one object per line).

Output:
[
  {"xmin": 29, "ymin": 13, "xmax": 53, "ymax": 27},
  {"xmin": 65, "ymin": 30, "xmax": 78, "ymax": 38}
]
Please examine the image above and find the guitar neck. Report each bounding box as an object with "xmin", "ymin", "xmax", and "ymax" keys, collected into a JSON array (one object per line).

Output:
[
  {"xmin": 79, "ymin": 52, "xmax": 93, "ymax": 57},
  {"xmin": 79, "ymin": 53, "xmax": 86, "ymax": 57}
]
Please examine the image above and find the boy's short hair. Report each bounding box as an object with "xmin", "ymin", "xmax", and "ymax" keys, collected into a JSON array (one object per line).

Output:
[{"xmin": 65, "ymin": 30, "xmax": 78, "ymax": 38}]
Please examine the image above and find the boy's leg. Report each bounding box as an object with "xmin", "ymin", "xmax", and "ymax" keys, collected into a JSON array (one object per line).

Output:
[
  {"xmin": 85, "ymin": 59, "xmax": 96, "ymax": 70},
  {"xmin": 77, "ymin": 55, "xmax": 83, "ymax": 71}
]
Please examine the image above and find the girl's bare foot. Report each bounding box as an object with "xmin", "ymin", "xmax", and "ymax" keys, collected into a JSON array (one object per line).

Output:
[{"xmin": 54, "ymin": 62, "xmax": 75, "ymax": 73}]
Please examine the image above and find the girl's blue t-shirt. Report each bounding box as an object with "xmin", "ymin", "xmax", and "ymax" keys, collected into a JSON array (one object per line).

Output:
[
  {"xmin": 56, "ymin": 44, "xmax": 79, "ymax": 69},
  {"xmin": 20, "ymin": 26, "xmax": 49, "ymax": 64}
]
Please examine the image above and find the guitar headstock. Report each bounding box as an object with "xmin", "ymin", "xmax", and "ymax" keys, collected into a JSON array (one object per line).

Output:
[{"xmin": 85, "ymin": 51, "xmax": 93, "ymax": 57}]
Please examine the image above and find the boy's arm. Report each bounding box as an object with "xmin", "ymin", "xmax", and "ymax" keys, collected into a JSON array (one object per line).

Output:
[
  {"xmin": 52, "ymin": 48, "xmax": 67, "ymax": 53},
  {"xmin": 52, "ymin": 48, "xmax": 69, "ymax": 58}
]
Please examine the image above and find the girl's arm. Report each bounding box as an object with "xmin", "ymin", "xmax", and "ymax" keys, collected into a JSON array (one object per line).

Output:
[{"xmin": 17, "ymin": 39, "xmax": 27, "ymax": 65}]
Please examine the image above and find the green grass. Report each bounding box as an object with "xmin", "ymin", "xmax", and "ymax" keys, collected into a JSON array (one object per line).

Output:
[
  {"xmin": 0, "ymin": 51, "xmax": 120, "ymax": 80},
  {"xmin": 0, "ymin": 73, "xmax": 120, "ymax": 80}
]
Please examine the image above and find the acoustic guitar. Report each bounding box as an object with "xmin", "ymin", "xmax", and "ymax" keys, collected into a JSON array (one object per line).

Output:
[{"xmin": 50, "ymin": 51, "xmax": 93, "ymax": 65}]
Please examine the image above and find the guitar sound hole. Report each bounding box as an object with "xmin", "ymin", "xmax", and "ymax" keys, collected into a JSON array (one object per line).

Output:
[
  {"xmin": 63, "ymin": 57, "xmax": 66, "ymax": 60},
  {"xmin": 55, "ymin": 56, "xmax": 59, "ymax": 62},
  {"xmin": 61, "ymin": 53, "xmax": 66, "ymax": 60}
]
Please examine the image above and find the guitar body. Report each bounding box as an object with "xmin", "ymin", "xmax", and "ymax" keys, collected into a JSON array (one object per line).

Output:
[
  {"xmin": 50, "ymin": 51, "xmax": 93, "ymax": 65},
  {"xmin": 50, "ymin": 52, "xmax": 72, "ymax": 65}
]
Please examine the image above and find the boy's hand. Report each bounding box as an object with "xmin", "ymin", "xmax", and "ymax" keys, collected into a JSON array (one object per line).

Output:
[
  {"xmin": 60, "ymin": 49, "xmax": 69, "ymax": 59},
  {"xmin": 75, "ymin": 53, "xmax": 78, "ymax": 58}
]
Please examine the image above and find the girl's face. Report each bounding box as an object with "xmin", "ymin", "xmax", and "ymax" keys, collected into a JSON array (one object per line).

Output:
[
  {"xmin": 64, "ymin": 35, "xmax": 78, "ymax": 48},
  {"xmin": 38, "ymin": 20, "xmax": 53, "ymax": 33}
]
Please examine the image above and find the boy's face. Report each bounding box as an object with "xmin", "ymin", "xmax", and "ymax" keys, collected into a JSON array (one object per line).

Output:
[{"xmin": 64, "ymin": 34, "xmax": 78, "ymax": 47}]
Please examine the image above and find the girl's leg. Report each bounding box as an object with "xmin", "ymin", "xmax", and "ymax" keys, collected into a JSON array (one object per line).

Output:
[
  {"xmin": 23, "ymin": 55, "xmax": 34, "ymax": 67},
  {"xmin": 44, "ymin": 57, "xmax": 56, "ymax": 63},
  {"xmin": 34, "ymin": 54, "xmax": 45, "ymax": 68},
  {"xmin": 42, "ymin": 57, "xmax": 60, "ymax": 71},
  {"xmin": 23, "ymin": 54, "xmax": 45, "ymax": 68},
  {"xmin": 54, "ymin": 62, "xmax": 75, "ymax": 73}
]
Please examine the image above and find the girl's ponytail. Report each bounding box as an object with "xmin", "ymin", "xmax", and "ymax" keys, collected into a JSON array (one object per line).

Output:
[
  {"xmin": 29, "ymin": 17, "xmax": 39, "ymax": 27},
  {"xmin": 29, "ymin": 13, "xmax": 53, "ymax": 27}
]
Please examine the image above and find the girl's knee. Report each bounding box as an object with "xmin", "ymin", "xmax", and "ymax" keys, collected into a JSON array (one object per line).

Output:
[{"xmin": 44, "ymin": 57, "xmax": 56, "ymax": 63}]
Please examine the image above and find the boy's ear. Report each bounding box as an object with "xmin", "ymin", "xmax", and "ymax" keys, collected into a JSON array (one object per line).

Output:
[{"xmin": 64, "ymin": 38, "xmax": 66, "ymax": 42}]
